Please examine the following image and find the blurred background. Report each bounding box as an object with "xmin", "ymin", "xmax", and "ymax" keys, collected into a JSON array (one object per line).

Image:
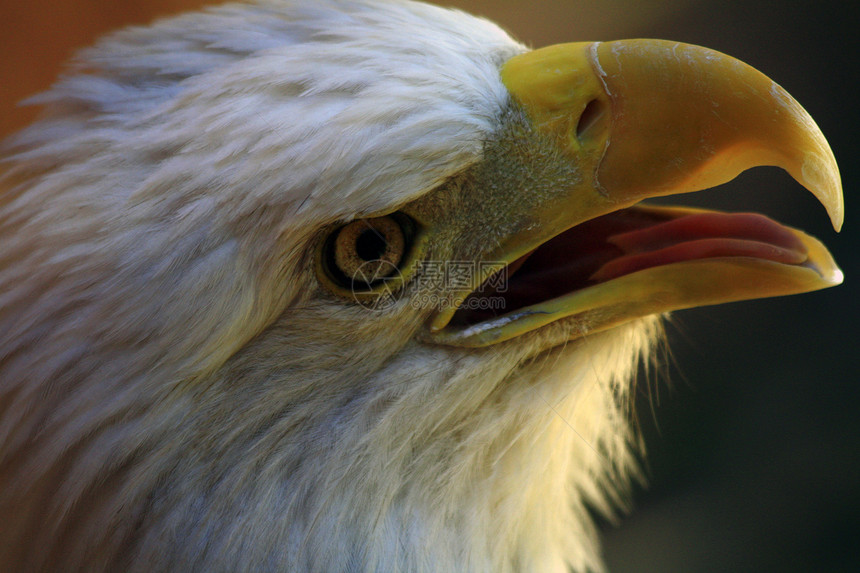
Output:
[{"xmin": 1, "ymin": 1, "xmax": 857, "ymax": 571}]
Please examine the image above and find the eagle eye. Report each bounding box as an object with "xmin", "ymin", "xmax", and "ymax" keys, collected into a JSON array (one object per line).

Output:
[{"xmin": 322, "ymin": 213, "xmax": 415, "ymax": 292}]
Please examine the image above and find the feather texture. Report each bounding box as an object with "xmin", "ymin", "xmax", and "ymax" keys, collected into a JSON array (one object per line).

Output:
[{"xmin": 0, "ymin": 1, "xmax": 659, "ymax": 571}]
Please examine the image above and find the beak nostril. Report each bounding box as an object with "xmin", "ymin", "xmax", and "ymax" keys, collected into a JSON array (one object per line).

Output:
[{"xmin": 576, "ymin": 98, "xmax": 606, "ymax": 143}]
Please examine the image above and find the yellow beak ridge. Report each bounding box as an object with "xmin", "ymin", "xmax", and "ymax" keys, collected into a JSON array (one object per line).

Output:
[{"xmin": 501, "ymin": 39, "xmax": 843, "ymax": 230}]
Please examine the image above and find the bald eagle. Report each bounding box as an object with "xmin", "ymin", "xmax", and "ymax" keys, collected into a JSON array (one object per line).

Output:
[{"xmin": 0, "ymin": 1, "xmax": 843, "ymax": 571}]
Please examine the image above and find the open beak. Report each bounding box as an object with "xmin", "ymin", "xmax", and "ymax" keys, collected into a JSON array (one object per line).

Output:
[{"xmin": 428, "ymin": 40, "xmax": 844, "ymax": 347}]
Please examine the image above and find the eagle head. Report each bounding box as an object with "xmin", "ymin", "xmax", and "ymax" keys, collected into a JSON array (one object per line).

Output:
[{"xmin": 0, "ymin": 1, "xmax": 843, "ymax": 571}]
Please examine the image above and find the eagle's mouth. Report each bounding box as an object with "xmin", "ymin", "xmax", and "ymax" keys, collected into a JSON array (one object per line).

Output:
[
  {"xmin": 457, "ymin": 205, "xmax": 813, "ymax": 324},
  {"xmin": 425, "ymin": 39, "xmax": 843, "ymax": 347},
  {"xmin": 428, "ymin": 203, "xmax": 841, "ymax": 347}
]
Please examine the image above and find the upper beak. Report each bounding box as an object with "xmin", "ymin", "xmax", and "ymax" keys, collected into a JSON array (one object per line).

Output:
[{"xmin": 427, "ymin": 40, "xmax": 844, "ymax": 347}]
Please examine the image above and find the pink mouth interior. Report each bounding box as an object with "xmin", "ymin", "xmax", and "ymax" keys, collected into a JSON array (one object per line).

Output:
[{"xmin": 450, "ymin": 209, "xmax": 809, "ymax": 327}]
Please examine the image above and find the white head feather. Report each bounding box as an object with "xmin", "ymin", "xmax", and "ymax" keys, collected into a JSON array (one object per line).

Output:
[{"xmin": 0, "ymin": 1, "xmax": 658, "ymax": 571}]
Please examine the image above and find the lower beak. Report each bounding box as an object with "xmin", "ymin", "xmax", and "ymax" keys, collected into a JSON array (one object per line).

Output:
[{"xmin": 428, "ymin": 40, "xmax": 844, "ymax": 347}]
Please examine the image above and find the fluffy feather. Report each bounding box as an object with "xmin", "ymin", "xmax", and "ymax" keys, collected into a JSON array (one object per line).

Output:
[{"xmin": 0, "ymin": 1, "xmax": 659, "ymax": 571}]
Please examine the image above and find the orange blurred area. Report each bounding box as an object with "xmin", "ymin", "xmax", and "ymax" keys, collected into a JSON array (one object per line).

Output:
[{"xmin": 0, "ymin": 0, "xmax": 210, "ymax": 137}]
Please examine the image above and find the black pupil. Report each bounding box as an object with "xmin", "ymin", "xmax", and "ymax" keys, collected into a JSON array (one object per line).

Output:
[{"xmin": 355, "ymin": 229, "xmax": 388, "ymax": 261}]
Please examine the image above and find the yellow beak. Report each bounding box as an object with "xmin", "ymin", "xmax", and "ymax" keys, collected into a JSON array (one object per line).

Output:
[{"xmin": 428, "ymin": 40, "xmax": 844, "ymax": 347}]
